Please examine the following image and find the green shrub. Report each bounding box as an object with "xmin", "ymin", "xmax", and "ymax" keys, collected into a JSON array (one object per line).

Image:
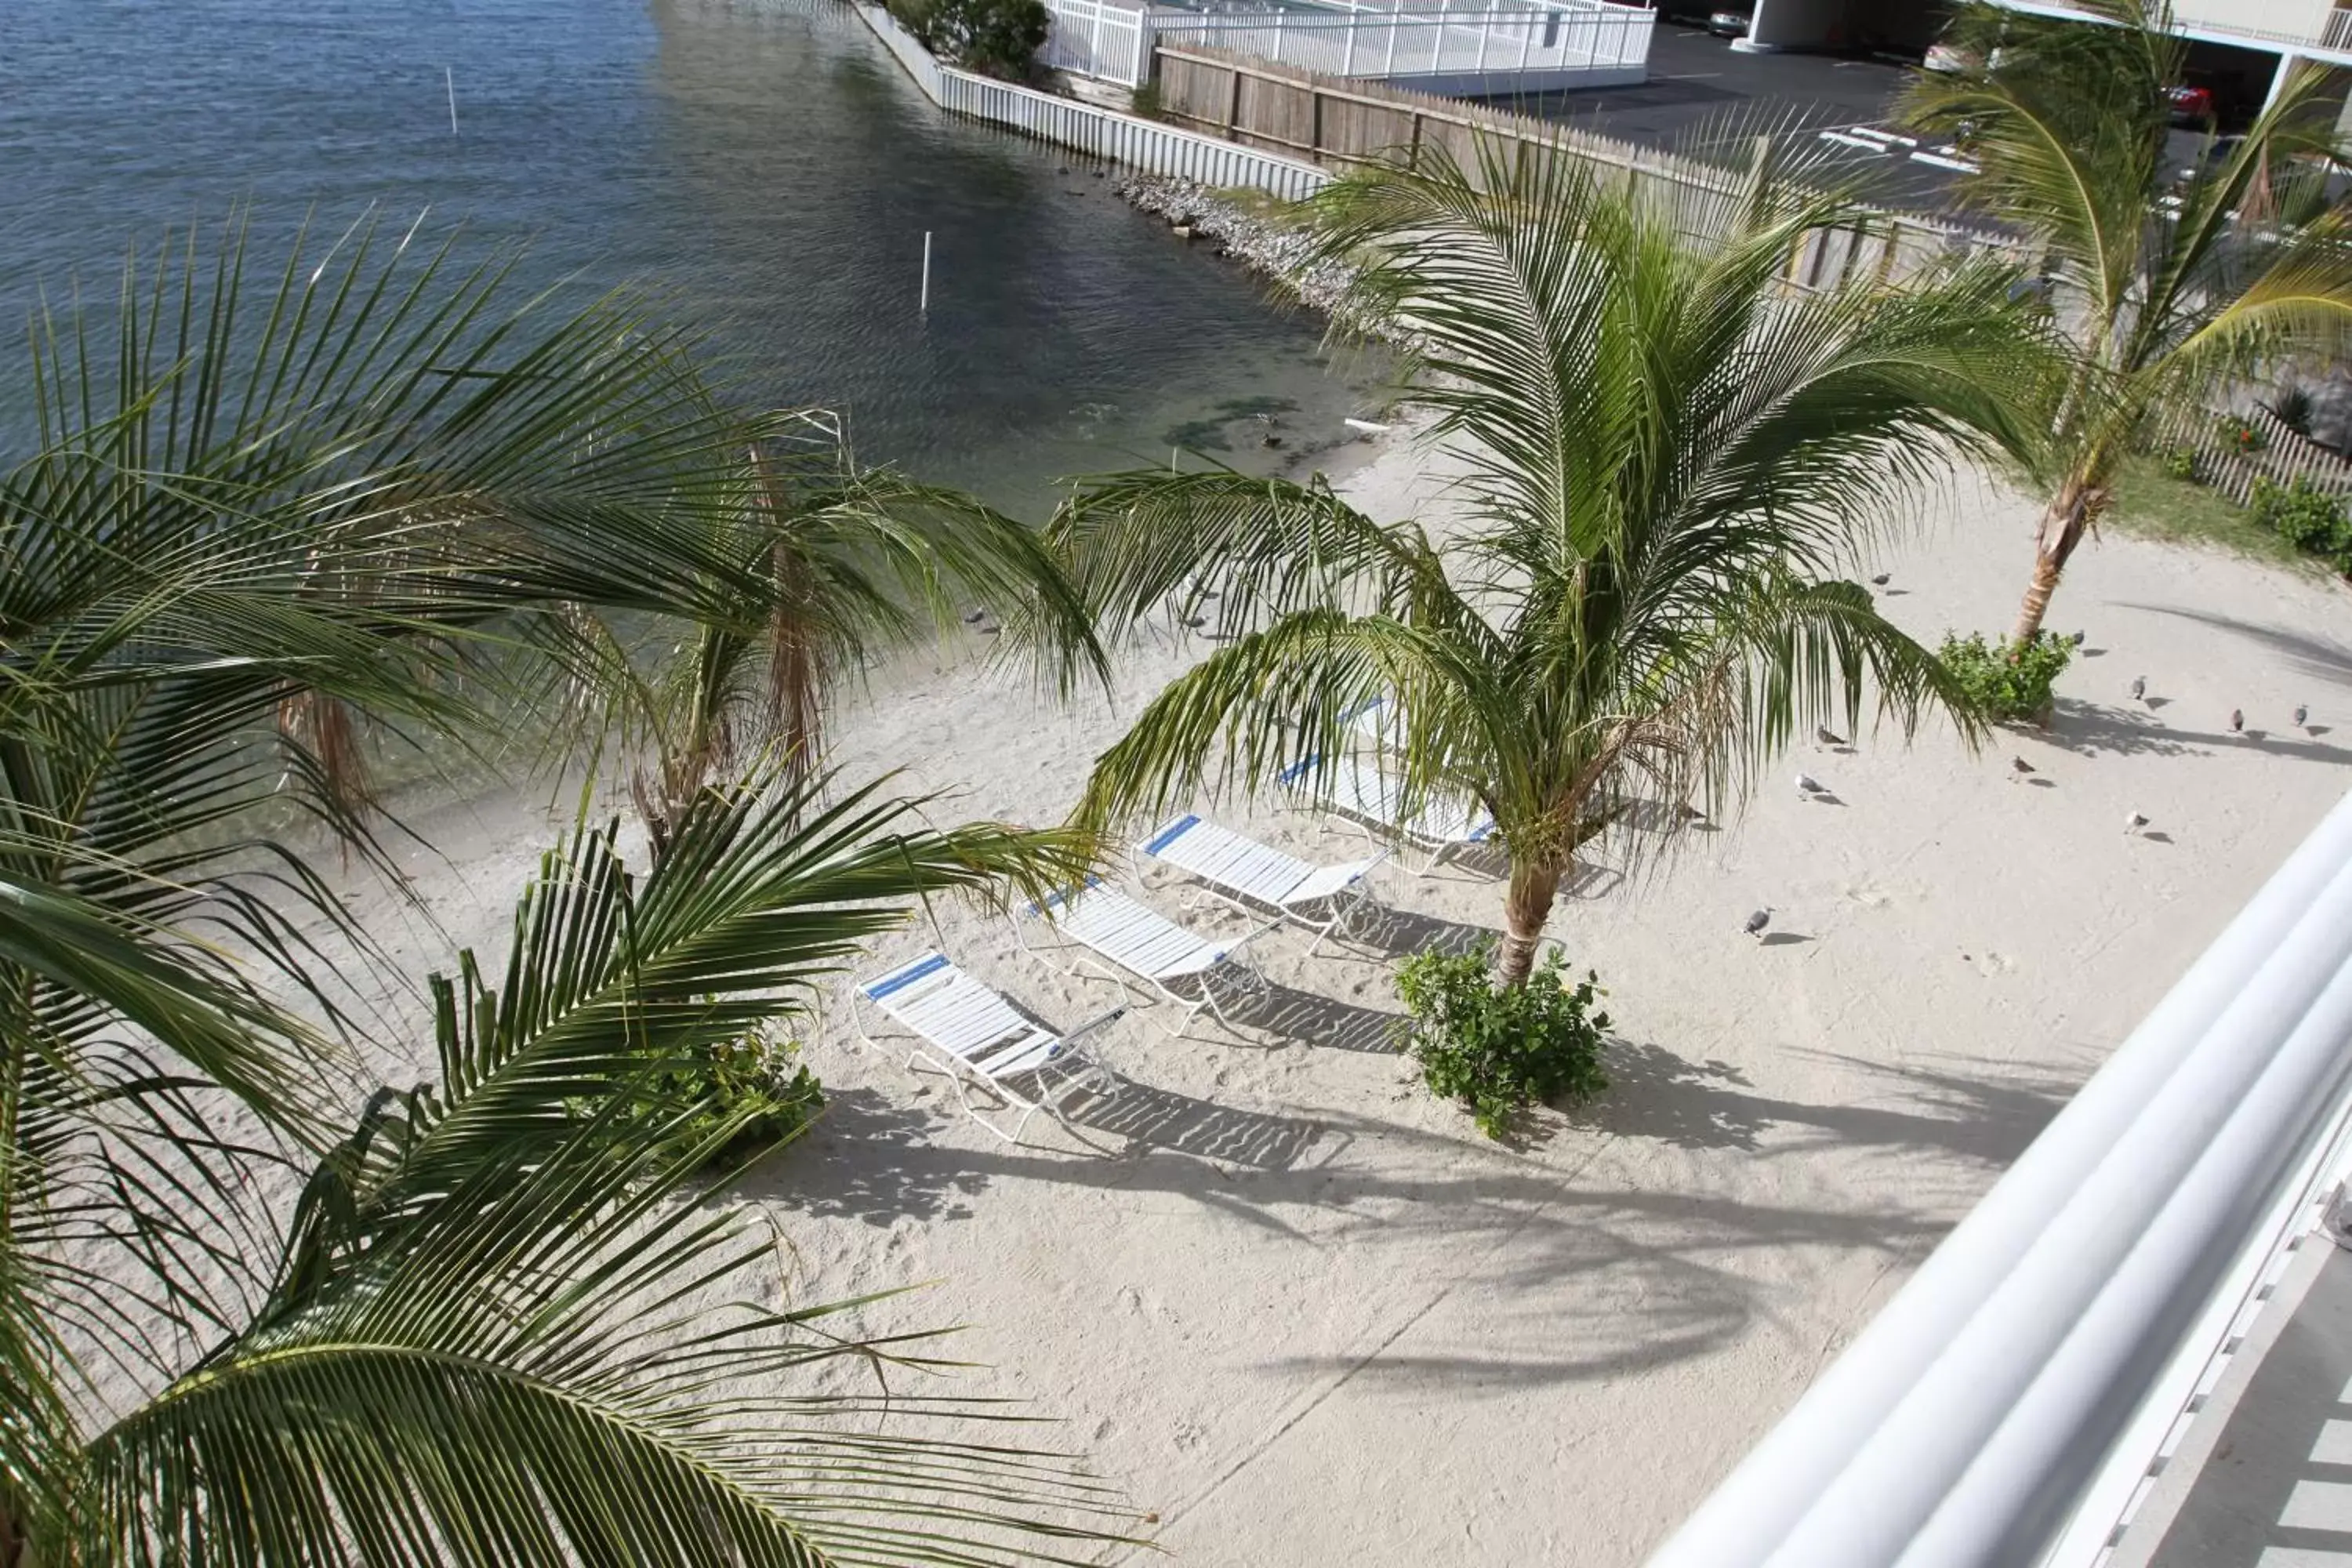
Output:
[
  {"xmin": 888, "ymin": 0, "xmax": 1050, "ymax": 78},
  {"xmin": 1395, "ymin": 942, "xmax": 1610, "ymax": 1141},
  {"xmin": 1937, "ymin": 630, "xmax": 2074, "ymax": 725},
  {"xmin": 2161, "ymin": 445, "xmax": 2198, "ymax": 482},
  {"xmin": 2250, "ymin": 477, "xmax": 2352, "ymax": 572},
  {"xmin": 592, "ymin": 1029, "xmax": 822, "ymax": 1169},
  {"xmin": 1130, "ymin": 81, "xmax": 1163, "ymax": 120},
  {"xmin": 2216, "ymin": 413, "xmax": 2268, "ymax": 455}
]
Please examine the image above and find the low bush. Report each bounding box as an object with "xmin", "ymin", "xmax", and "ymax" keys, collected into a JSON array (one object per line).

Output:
[
  {"xmin": 2161, "ymin": 445, "xmax": 2198, "ymax": 482},
  {"xmin": 1396, "ymin": 942, "xmax": 1610, "ymax": 1141},
  {"xmin": 1937, "ymin": 630, "xmax": 2074, "ymax": 725},
  {"xmin": 889, "ymin": 0, "xmax": 1050, "ymax": 78},
  {"xmin": 2216, "ymin": 413, "xmax": 2268, "ymax": 455},
  {"xmin": 2250, "ymin": 477, "xmax": 2352, "ymax": 574},
  {"xmin": 597, "ymin": 1029, "xmax": 823, "ymax": 1169},
  {"xmin": 1129, "ymin": 81, "xmax": 1163, "ymax": 120}
]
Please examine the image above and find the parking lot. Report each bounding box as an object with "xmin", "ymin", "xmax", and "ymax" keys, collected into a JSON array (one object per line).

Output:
[{"xmin": 1506, "ymin": 24, "xmax": 1973, "ymax": 212}]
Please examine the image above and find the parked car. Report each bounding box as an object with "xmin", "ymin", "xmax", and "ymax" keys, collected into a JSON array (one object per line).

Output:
[
  {"xmin": 1923, "ymin": 41, "xmax": 1974, "ymax": 74},
  {"xmin": 1705, "ymin": 7, "xmax": 1751, "ymax": 38},
  {"xmin": 2166, "ymin": 84, "xmax": 2216, "ymax": 124}
]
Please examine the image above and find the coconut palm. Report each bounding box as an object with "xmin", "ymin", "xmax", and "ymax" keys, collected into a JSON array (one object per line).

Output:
[
  {"xmin": 0, "ymin": 220, "xmax": 1126, "ymax": 1560},
  {"xmin": 1052, "ymin": 141, "xmax": 2040, "ymax": 985},
  {"xmin": 11, "ymin": 771, "xmax": 1137, "ymax": 1564},
  {"xmin": 1901, "ymin": 0, "xmax": 2352, "ymax": 641},
  {"xmin": 561, "ymin": 412, "xmax": 1102, "ymax": 862}
]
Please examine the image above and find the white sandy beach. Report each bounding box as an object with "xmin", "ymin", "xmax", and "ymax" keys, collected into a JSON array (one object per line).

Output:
[{"xmin": 350, "ymin": 430, "xmax": 2352, "ymax": 1566}]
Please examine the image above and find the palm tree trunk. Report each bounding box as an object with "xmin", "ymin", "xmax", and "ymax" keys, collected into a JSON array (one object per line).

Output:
[
  {"xmin": 1496, "ymin": 859, "xmax": 1563, "ymax": 989},
  {"xmin": 2010, "ymin": 471, "xmax": 2107, "ymax": 644}
]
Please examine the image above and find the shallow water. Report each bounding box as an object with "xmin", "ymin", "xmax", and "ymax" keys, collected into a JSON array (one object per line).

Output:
[{"xmin": 0, "ymin": 0, "xmax": 1380, "ymax": 514}]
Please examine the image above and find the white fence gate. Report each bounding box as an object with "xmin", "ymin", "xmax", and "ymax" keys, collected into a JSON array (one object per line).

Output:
[
  {"xmin": 1148, "ymin": 0, "xmax": 1653, "ymax": 93},
  {"xmin": 854, "ymin": 2, "xmax": 1330, "ymax": 199},
  {"xmin": 1040, "ymin": 0, "xmax": 1152, "ymax": 86}
]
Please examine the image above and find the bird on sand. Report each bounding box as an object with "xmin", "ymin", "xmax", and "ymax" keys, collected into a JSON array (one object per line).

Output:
[
  {"xmin": 2068, "ymin": 630, "xmax": 2086, "ymax": 646},
  {"xmin": 1817, "ymin": 726, "xmax": 1846, "ymax": 747},
  {"xmin": 2230, "ymin": 708, "xmax": 2245, "ymax": 735},
  {"xmin": 961, "ymin": 607, "xmax": 988, "ymax": 625},
  {"xmin": 1869, "ymin": 572, "xmax": 1891, "ymax": 586},
  {"xmin": 2296, "ymin": 704, "xmax": 2311, "ymax": 730},
  {"xmin": 2011, "ymin": 756, "xmax": 2036, "ymax": 777},
  {"xmin": 1744, "ymin": 908, "xmax": 1773, "ymax": 939},
  {"xmin": 1795, "ymin": 772, "xmax": 1824, "ymax": 796},
  {"xmin": 2130, "ymin": 676, "xmax": 2147, "ymax": 702},
  {"xmin": 2125, "ymin": 811, "xmax": 2150, "ymax": 836}
]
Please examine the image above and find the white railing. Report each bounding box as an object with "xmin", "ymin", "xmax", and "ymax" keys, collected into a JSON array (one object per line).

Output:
[
  {"xmin": 1649, "ymin": 786, "xmax": 2352, "ymax": 1568},
  {"xmin": 1149, "ymin": 2, "xmax": 1653, "ymax": 92},
  {"xmin": 854, "ymin": 2, "xmax": 1330, "ymax": 200},
  {"xmin": 1041, "ymin": 0, "xmax": 1153, "ymax": 85}
]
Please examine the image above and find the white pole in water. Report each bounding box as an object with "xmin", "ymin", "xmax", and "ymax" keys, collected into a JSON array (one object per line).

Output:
[
  {"xmin": 920, "ymin": 231, "xmax": 932, "ymax": 313},
  {"xmin": 445, "ymin": 67, "xmax": 459, "ymax": 134}
]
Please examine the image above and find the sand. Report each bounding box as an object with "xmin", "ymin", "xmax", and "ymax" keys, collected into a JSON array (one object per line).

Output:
[{"xmin": 350, "ymin": 429, "xmax": 2352, "ymax": 1566}]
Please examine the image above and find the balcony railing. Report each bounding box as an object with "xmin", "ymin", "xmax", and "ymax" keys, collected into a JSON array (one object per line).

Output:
[{"xmin": 1648, "ymin": 787, "xmax": 2352, "ymax": 1568}]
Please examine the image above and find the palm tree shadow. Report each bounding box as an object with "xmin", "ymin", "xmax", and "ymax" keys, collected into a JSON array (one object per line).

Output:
[
  {"xmin": 2045, "ymin": 699, "xmax": 2198, "ymax": 757},
  {"xmin": 2120, "ymin": 602, "xmax": 2352, "ymax": 691},
  {"xmin": 1578, "ymin": 1040, "xmax": 2071, "ymax": 1163}
]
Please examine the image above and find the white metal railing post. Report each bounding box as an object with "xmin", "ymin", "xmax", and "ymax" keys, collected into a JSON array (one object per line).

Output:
[
  {"xmin": 1343, "ymin": 12, "xmax": 1359, "ymax": 75},
  {"xmin": 1648, "ymin": 786, "xmax": 2352, "ymax": 1568}
]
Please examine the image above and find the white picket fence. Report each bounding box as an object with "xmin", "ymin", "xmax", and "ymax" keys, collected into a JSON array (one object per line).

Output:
[
  {"xmin": 1149, "ymin": 0, "xmax": 1653, "ymax": 93},
  {"xmin": 1040, "ymin": 0, "xmax": 1153, "ymax": 85},
  {"xmin": 854, "ymin": 2, "xmax": 1330, "ymax": 199}
]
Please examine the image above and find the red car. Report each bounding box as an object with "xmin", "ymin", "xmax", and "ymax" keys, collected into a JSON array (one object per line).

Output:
[{"xmin": 2167, "ymin": 85, "xmax": 2215, "ymax": 124}]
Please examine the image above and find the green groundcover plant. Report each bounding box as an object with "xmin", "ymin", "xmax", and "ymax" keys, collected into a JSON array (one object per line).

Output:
[{"xmin": 1396, "ymin": 942, "xmax": 1610, "ymax": 1140}]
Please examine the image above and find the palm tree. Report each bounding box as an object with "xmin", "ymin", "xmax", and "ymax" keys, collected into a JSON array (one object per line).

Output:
[
  {"xmin": 1901, "ymin": 0, "xmax": 2352, "ymax": 642},
  {"xmin": 1052, "ymin": 141, "xmax": 2038, "ymax": 985},
  {"xmin": 0, "ymin": 220, "xmax": 1127, "ymax": 1560},
  {"xmin": 560, "ymin": 412, "xmax": 1103, "ymax": 861},
  {"xmin": 14, "ymin": 771, "xmax": 1138, "ymax": 1564}
]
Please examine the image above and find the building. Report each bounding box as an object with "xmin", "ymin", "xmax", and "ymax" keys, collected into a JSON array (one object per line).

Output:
[{"xmin": 1736, "ymin": 0, "xmax": 2352, "ymax": 123}]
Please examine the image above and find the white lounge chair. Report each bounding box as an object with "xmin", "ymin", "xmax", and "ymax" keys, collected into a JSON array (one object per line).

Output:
[
  {"xmin": 1017, "ymin": 877, "xmax": 1269, "ymax": 1039},
  {"xmin": 854, "ymin": 952, "xmax": 1123, "ymax": 1143},
  {"xmin": 1279, "ymin": 754, "xmax": 1497, "ymax": 875},
  {"xmin": 1138, "ymin": 815, "xmax": 1385, "ymax": 952}
]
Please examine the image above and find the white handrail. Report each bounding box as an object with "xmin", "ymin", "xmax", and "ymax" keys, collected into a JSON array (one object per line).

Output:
[{"xmin": 1649, "ymin": 786, "xmax": 2352, "ymax": 1568}]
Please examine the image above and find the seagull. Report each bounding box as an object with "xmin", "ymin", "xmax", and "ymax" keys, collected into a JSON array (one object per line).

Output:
[
  {"xmin": 961, "ymin": 607, "xmax": 988, "ymax": 625},
  {"xmin": 2011, "ymin": 756, "xmax": 2036, "ymax": 777},
  {"xmin": 2125, "ymin": 811, "xmax": 2150, "ymax": 836},
  {"xmin": 1744, "ymin": 908, "xmax": 1773, "ymax": 939},
  {"xmin": 2296, "ymin": 704, "xmax": 2311, "ymax": 730},
  {"xmin": 1677, "ymin": 801, "xmax": 1706, "ymax": 821},
  {"xmin": 1795, "ymin": 772, "xmax": 1824, "ymax": 796},
  {"xmin": 2068, "ymin": 630, "xmax": 2087, "ymax": 647},
  {"xmin": 1870, "ymin": 572, "xmax": 1891, "ymax": 586},
  {"xmin": 1817, "ymin": 726, "xmax": 1846, "ymax": 748},
  {"xmin": 2130, "ymin": 676, "xmax": 2147, "ymax": 702},
  {"xmin": 2230, "ymin": 707, "xmax": 2245, "ymax": 735}
]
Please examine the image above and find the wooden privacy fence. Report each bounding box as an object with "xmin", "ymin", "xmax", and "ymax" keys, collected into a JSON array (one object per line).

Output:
[
  {"xmin": 2150, "ymin": 402, "xmax": 2352, "ymax": 507},
  {"xmin": 1149, "ymin": 43, "xmax": 2007, "ymax": 288}
]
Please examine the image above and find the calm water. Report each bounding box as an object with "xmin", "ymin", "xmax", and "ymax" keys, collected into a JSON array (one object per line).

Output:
[{"xmin": 0, "ymin": 0, "xmax": 1377, "ymax": 514}]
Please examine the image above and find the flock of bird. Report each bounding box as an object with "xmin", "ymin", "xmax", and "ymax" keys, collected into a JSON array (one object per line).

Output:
[{"xmin": 1741, "ymin": 575, "xmax": 2324, "ymax": 935}]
